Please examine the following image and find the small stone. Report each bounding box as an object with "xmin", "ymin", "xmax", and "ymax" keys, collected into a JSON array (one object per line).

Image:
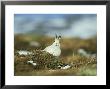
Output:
[
  {"xmin": 27, "ymin": 60, "xmax": 33, "ymax": 64},
  {"xmin": 32, "ymin": 63, "xmax": 37, "ymax": 66}
]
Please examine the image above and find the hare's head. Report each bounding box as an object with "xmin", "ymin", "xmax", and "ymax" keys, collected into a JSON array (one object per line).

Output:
[{"xmin": 52, "ymin": 34, "xmax": 61, "ymax": 47}]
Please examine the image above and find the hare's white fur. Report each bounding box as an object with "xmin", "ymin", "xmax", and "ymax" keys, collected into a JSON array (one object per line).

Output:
[{"xmin": 43, "ymin": 35, "xmax": 61, "ymax": 57}]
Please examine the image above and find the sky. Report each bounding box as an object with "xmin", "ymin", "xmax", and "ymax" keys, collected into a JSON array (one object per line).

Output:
[{"xmin": 14, "ymin": 14, "xmax": 97, "ymax": 39}]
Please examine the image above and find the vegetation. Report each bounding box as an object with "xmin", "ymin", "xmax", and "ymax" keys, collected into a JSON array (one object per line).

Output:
[{"xmin": 14, "ymin": 34, "xmax": 97, "ymax": 76}]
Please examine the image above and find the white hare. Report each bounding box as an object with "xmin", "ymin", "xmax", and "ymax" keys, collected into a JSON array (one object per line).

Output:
[{"xmin": 43, "ymin": 35, "xmax": 61, "ymax": 57}]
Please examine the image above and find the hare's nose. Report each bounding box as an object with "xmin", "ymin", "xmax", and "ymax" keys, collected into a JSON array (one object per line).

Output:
[{"xmin": 56, "ymin": 43, "xmax": 58, "ymax": 46}]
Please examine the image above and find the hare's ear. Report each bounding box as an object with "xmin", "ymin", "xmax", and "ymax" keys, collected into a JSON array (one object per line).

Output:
[{"xmin": 55, "ymin": 34, "xmax": 58, "ymax": 39}]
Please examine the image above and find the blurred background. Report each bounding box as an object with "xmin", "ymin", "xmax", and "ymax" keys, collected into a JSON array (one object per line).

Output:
[
  {"xmin": 14, "ymin": 14, "xmax": 97, "ymax": 56},
  {"xmin": 14, "ymin": 14, "xmax": 97, "ymax": 39}
]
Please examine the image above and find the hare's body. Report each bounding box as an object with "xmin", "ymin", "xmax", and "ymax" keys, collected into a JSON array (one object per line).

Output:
[
  {"xmin": 44, "ymin": 43, "xmax": 61, "ymax": 57},
  {"xmin": 43, "ymin": 35, "xmax": 61, "ymax": 57}
]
